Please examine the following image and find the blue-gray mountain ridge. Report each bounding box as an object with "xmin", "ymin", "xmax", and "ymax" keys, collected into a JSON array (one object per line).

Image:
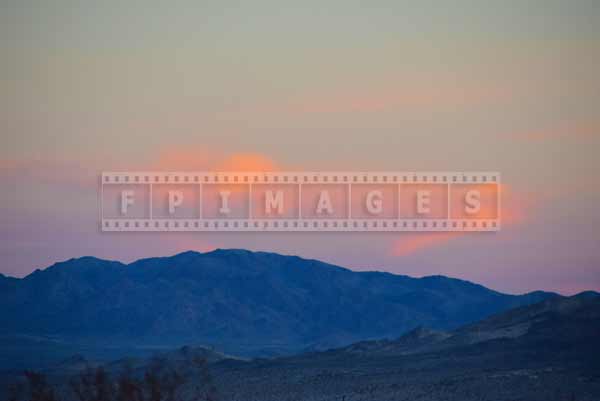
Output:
[{"xmin": 0, "ymin": 249, "xmax": 557, "ymax": 357}]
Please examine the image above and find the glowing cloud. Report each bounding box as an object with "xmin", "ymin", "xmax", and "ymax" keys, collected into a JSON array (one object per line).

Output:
[
  {"xmin": 155, "ymin": 147, "xmax": 279, "ymax": 172},
  {"xmin": 213, "ymin": 153, "xmax": 279, "ymax": 172},
  {"xmin": 508, "ymin": 121, "xmax": 599, "ymax": 142},
  {"xmin": 390, "ymin": 184, "xmax": 530, "ymax": 257}
]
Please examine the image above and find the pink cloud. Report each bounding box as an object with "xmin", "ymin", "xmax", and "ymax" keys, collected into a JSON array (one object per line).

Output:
[
  {"xmin": 507, "ymin": 121, "xmax": 599, "ymax": 142},
  {"xmin": 154, "ymin": 146, "xmax": 281, "ymax": 172},
  {"xmin": 390, "ymin": 184, "xmax": 532, "ymax": 257},
  {"xmin": 284, "ymin": 82, "xmax": 512, "ymax": 115}
]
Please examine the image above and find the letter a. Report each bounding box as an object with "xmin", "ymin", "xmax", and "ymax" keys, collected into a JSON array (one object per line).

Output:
[{"xmin": 316, "ymin": 191, "xmax": 333, "ymax": 215}]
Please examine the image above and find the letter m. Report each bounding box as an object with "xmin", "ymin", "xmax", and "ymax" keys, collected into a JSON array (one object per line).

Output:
[{"xmin": 265, "ymin": 190, "xmax": 284, "ymax": 215}]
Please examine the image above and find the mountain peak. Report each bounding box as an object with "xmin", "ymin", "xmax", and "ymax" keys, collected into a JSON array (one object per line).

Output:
[
  {"xmin": 171, "ymin": 250, "xmax": 204, "ymax": 258},
  {"xmin": 573, "ymin": 290, "xmax": 600, "ymax": 299}
]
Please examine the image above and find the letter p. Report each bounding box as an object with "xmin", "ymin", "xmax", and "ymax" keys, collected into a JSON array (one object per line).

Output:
[{"xmin": 168, "ymin": 191, "xmax": 184, "ymax": 215}]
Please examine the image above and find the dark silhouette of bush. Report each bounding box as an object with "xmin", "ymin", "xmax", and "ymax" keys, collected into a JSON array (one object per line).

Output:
[
  {"xmin": 9, "ymin": 357, "xmax": 217, "ymax": 401},
  {"xmin": 9, "ymin": 371, "xmax": 58, "ymax": 401},
  {"xmin": 70, "ymin": 366, "xmax": 115, "ymax": 401}
]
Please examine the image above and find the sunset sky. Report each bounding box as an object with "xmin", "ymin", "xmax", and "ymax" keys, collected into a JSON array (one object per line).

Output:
[{"xmin": 1, "ymin": 1, "xmax": 599, "ymax": 294}]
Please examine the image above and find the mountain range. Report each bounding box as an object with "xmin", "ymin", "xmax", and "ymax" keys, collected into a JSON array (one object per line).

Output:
[
  {"xmin": 0, "ymin": 249, "xmax": 558, "ymax": 363},
  {"xmin": 11, "ymin": 291, "xmax": 599, "ymax": 401}
]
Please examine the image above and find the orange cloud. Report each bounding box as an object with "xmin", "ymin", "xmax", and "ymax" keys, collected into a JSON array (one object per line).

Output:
[
  {"xmin": 148, "ymin": 148, "xmax": 281, "ymax": 253},
  {"xmin": 391, "ymin": 232, "xmax": 462, "ymax": 257},
  {"xmin": 153, "ymin": 148, "xmax": 282, "ymax": 203},
  {"xmin": 155, "ymin": 147, "xmax": 279, "ymax": 172},
  {"xmin": 213, "ymin": 153, "xmax": 279, "ymax": 172},
  {"xmin": 390, "ymin": 183, "xmax": 530, "ymax": 257}
]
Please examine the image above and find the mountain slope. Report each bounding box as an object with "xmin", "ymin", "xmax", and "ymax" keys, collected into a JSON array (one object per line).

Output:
[
  {"xmin": 312, "ymin": 291, "xmax": 600, "ymax": 358},
  {"xmin": 209, "ymin": 294, "xmax": 600, "ymax": 401},
  {"xmin": 0, "ymin": 249, "xmax": 558, "ymax": 357}
]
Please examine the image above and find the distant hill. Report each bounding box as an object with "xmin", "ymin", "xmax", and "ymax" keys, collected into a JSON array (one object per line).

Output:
[
  {"xmin": 208, "ymin": 293, "xmax": 600, "ymax": 401},
  {"xmin": 0, "ymin": 249, "xmax": 558, "ymax": 361},
  {"xmin": 317, "ymin": 291, "xmax": 600, "ymax": 358}
]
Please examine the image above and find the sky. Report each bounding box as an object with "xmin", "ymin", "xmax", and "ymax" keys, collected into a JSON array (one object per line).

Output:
[{"xmin": 1, "ymin": 0, "xmax": 599, "ymax": 295}]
